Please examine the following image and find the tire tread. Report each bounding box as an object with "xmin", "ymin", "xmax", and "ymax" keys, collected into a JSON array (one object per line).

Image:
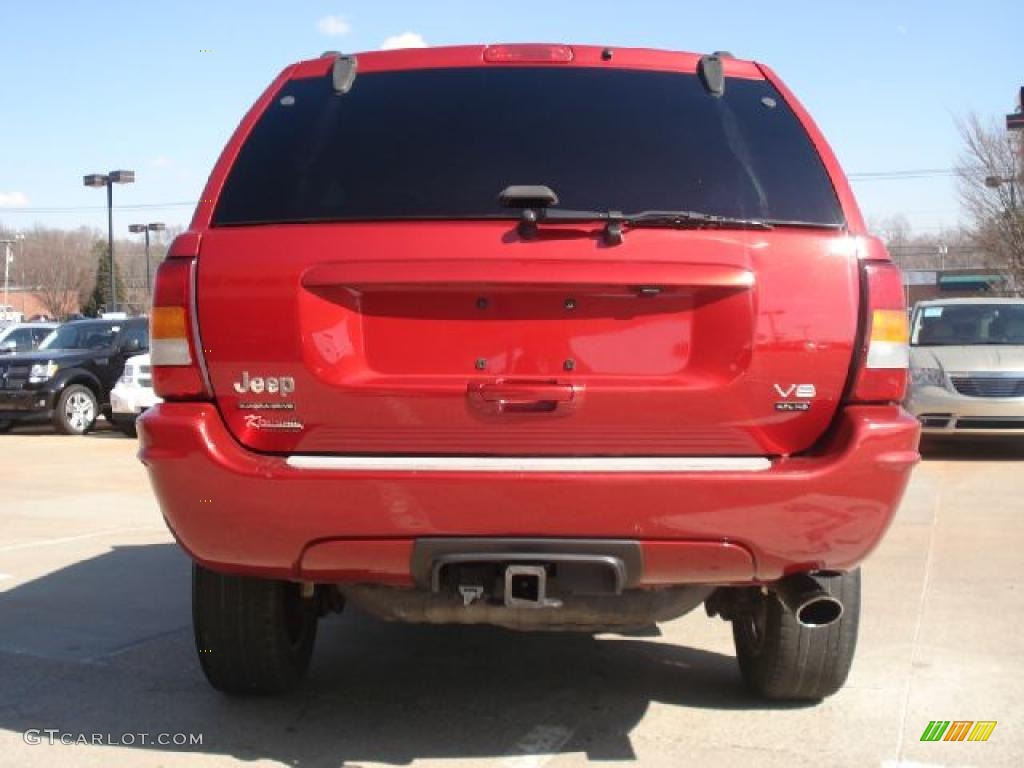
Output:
[
  {"xmin": 733, "ymin": 569, "xmax": 860, "ymax": 701},
  {"xmin": 192, "ymin": 564, "xmax": 316, "ymax": 695}
]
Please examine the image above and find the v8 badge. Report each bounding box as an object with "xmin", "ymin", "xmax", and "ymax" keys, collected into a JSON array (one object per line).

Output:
[
  {"xmin": 774, "ymin": 382, "xmax": 815, "ymax": 411},
  {"xmin": 774, "ymin": 383, "xmax": 816, "ymax": 399}
]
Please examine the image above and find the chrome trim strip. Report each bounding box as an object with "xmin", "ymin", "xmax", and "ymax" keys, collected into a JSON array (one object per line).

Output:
[
  {"xmin": 284, "ymin": 456, "xmax": 772, "ymax": 473},
  {"xmin": 188, "ymin": 258, "xmax": 213, "ymax": 394}
]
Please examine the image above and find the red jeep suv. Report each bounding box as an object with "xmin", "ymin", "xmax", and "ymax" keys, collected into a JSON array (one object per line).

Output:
[{"xmin": 139, "ymin": 44, "xmax": 920, "ymax": 700}]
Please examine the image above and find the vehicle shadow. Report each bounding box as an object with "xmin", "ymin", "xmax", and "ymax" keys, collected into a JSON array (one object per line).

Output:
[
  {"xmin": 0, "ymin": 421, "xmax": 125, "ymax": 438},
  {"xmin": 919, "ymin": 435, "xmax": 1024, "ymax": 461},
  {"xmin": 0, "ymin": 543, "xmax": 807, "ymax": 766}
]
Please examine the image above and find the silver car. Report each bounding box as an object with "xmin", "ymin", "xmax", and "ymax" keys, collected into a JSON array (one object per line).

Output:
[{"xmin": 906, "ymin": 297, "xmax": 1024, "ymax": 436}]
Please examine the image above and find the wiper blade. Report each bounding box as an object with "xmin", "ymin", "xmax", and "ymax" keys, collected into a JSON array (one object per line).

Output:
[
  {"xmin": 542, "ymin": 208, "xmax": 772, "ymax": 229},
  {"xmin": 627, "ymin": 210, "xmax": 772, "ymax": 229},
  {"xmin": 520, "ymin": 207, "xmax": 774, "ymax": 244}
]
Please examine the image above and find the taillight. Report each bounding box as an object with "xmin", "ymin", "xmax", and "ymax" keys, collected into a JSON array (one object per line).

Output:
[
  {"xmin": 483, "ymin": 44, "xmax": 574, "ymax": 63},
  {"xmin": 151, "ymin": 234, "xmax": 210, "ymax": 400},
  {"xmin": 849, "ymin": 261, "xmax": 910, "ymax": 402}
]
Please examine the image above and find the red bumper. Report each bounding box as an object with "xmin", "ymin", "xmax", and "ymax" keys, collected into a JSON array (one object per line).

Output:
[{"xmin": 138, "ymin": 403, "xmax": 919, "ymax": 584}]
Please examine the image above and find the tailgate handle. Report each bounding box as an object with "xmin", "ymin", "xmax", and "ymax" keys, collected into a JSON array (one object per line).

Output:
[{"xmin": 468, "ymin": 380, "xmax": 576, "ymax": 413}]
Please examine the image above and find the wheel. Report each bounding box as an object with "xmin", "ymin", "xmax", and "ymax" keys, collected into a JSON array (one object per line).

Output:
[
  {"xmin": 732, "ymin": 569, "xmax": 860, "ymax": 701},
  {"xmin": 0, "ymin": 419, "xmax": 12, "ymax": 433},
  {"xmin": 52, "ymin": 384, "xmax": 98, "ymax": 435},
  {"xmin": 113, "ymin": 415, "xmax": 138, "ymax": 438},
  {"xmin": 192, "ymin": 563, "xmax": 318, "ymax": 695}
]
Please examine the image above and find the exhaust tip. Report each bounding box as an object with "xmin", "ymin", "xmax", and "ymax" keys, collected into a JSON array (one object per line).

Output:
[
  {"xmin": 795, "ymin": 596, "xmax": 843, "ymax": 627},
  {"xmin": 773, "ymin": 573, "xmax": 845, "ymax": 628}
]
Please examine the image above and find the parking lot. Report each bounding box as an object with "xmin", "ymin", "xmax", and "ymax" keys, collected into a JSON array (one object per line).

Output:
[{"xmin": 0, "ymin": 427, "xmax": 1021, "ymax": 767}]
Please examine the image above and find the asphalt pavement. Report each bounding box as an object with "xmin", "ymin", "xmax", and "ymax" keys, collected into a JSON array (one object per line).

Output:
[{"xmin": 1, "ymin": 425, "xmax": 1022, "ymax": 767}]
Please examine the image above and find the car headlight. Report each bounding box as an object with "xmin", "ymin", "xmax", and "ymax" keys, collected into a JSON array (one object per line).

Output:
[
  {"xmin": 28, "ymin": 361, "xmax": 59, "ymax": 383},
  {"xmin": 121, "ymin": 365, "xmax": 134, "ymax": 385},
  {"xmin": 910, "ymin": 366, "xmax": 945, "ymax": 389}
]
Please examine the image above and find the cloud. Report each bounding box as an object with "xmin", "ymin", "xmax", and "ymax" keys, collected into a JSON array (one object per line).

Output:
[
  {"xmin": 151, "ymin": 155, "xmax": 172, "ymax": 169},
  {"xmin": 0, "ymin": 191, "xmax": 29, "ymax": 208},
  {"xmin": 317, "ymin": 15, "xmax": 351, "ymax": 37},
  {"xmin": 380, "ymin": 32, "xmax": 427, "ymax": 50}
]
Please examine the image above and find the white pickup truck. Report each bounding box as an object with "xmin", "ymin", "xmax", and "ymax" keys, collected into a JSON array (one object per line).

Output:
[{"xmin": 110, "ymin": 353, "xmax": 161, "ymax": 437}]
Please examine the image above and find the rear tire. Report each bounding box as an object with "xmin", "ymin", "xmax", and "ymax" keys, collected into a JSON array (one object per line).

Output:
[
  {"xmin": 732, "ymin": 569, "xmax": 860, "ymax": 701},
  {"xmin": 0, "ymin": 419, "xmax": 12, "ymax": 433},
  {"xmin": 52, "ymin": 384, "xmax": 98, "ymax": 435},
  {"xmin": 192, "ymin": 563, "xmax": 318, "ymax": 695}
]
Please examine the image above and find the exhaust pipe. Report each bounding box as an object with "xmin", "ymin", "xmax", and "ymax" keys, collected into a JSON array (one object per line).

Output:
[{"xmin": 772, "ymin": 573, "xmax": 844, "ymax": 627}]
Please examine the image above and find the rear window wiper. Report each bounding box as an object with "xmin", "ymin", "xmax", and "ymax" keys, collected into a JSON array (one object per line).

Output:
[
  {"xmin": 520, "ymin": 208, "xmax": 773, "ymax": 244},
  {"xmin": 496, "ymin": 185, "xmax": 840, "ymax": 245}
]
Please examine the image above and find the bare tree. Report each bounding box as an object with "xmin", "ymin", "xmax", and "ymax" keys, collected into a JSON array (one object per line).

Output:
[
  {"xmin": 0, "ymin": 223, "xmax": 178, "ymax": 318},
  {"xmin": 18, "ymin": 226, "xmax": 96, "ymax": 319},
  {"xmin": 955, "ymin": 113, "xmax": 1023, "ymax": 293},
  {"xmin": 869, "ymin": 214, "xmax": 913, "ymax": 266},
  {"xmin": 871, "ymin": 214, "xmax": 912, "ymax": 248},
  {"xmin": 118, "ymin": 228, "xmax": 170, "ymax": 313}
]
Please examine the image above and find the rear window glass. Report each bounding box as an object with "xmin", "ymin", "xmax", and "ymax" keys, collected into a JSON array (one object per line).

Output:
[{"xmin": 214, "ymin": 67, "xmax": 844, "ymax": 227}]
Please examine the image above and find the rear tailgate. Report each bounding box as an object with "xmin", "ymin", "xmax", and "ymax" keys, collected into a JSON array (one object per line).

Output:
[
  {"xmin": 197, "ymin": 223, "xmax": 858, "ymax": 456},
  {"xmin": 196, "ymin": 54, "xmax": 860, "ymax": 456}
]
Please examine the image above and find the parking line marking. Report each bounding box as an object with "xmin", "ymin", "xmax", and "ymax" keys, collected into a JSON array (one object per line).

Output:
[
  {"xmin": 892, "ymin": 485, "xmax": 941, "ymax": 762},
  {"xmin": 0, "ymin": 526, "xmax": 165, "ymax": 553},
  {"xmin": 499, "ymin": 725, "xmax": 574, "ymax": 768}
]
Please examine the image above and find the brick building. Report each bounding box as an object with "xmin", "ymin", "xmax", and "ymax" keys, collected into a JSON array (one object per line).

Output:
[{"xmin": 0, "ymin": 287, "xmax": 79, "ymax": 320}]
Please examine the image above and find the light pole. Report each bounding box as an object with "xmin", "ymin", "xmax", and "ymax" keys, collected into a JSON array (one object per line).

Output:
[
  {"xmin": 985, "ymin": 140, "xmax": 1019, "ymax": 210},
  {"xmin": 985, "ymin": 174, "xmax": 1018, "ymax": 210},
  {"xmin": 83, "ymin": 170, "xmax": 135, "ymax": 313},
  {"xmin": 128, "ymin": 222, "xmax": 166, "ymax": 303},
  {"xmin": 1, "ymin": 233, "xmax": 24, "ymax": 315}
]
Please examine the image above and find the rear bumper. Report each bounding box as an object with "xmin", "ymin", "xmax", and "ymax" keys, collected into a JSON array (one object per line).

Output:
[
  {"xmin": 138, "ymin": 403, "xmax": 920, "ymax": 584},
  {"xmin": 906, "ymin": 386, "xmax": 1024, "ymax": 436}
]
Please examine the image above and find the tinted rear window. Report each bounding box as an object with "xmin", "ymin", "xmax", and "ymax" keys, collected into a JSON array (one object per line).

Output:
[{"xmin": 214, "ymin": 67, "xmax": 844, "ymax": 226}]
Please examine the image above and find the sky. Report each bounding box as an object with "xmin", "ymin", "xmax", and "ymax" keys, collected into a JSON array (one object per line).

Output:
[{"xmin": 1, "ymin": 0, "xmax": 1021, "ymax": 238}]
